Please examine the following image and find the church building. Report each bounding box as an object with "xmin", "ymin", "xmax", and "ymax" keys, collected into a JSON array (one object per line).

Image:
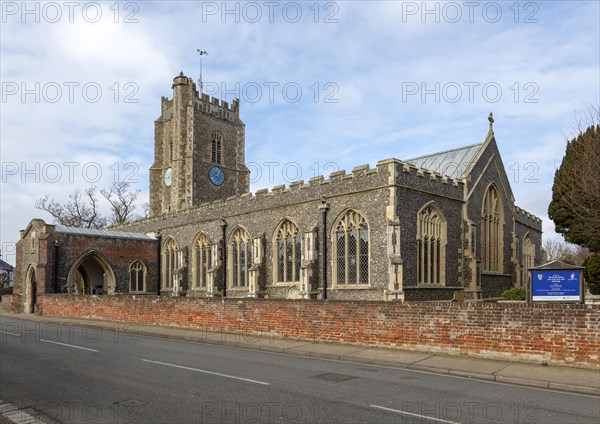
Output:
[{"xmin": 12, "ymin": 73, "xmax": 542, "ymax": 313}]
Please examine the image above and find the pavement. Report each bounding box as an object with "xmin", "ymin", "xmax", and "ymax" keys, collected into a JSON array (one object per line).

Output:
[{"xmin": 1, "ymin": 310, "xmax": 599, "ymax": 396}]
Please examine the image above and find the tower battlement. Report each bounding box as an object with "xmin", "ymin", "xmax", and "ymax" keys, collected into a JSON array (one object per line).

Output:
[
  {"xmin": 160, "ymin": 73, "xmax": 240, "ymax": 123},
  {"xmin": 194, "ymin": 93, "xmax": 240, "ymax": 122}
]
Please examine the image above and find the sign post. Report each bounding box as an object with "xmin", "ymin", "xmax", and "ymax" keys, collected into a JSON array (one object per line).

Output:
[{"xmin": 529, "ymin": 261, "xmax": 584, "ymax": 304}]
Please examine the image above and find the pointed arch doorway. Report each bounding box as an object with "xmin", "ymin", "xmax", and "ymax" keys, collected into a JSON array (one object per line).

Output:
[
  {"xmin": 67, "ymin": 252, "xmax": 116, "ymax": 295},
  {"xmin": 24, "ymin": 265, "xmax": 37, "ymax": 314}
]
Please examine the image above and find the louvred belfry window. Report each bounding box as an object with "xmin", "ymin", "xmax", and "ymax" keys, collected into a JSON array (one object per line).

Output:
[{"xmin": 211, "ymin": 131, "xmax": 222, "ymax": 164}]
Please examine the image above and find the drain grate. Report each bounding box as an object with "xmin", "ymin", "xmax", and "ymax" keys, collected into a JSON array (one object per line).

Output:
[{"xmin": 312, "ymin": 373, "xmax": 357, "ymax": 382}]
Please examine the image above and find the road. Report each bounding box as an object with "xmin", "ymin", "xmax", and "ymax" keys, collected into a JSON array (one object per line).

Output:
[{"xmin": 0, "ymin": 315, "xmax": 598, "ymax": 424}]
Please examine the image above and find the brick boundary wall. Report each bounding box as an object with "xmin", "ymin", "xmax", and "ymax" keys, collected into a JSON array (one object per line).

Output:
[{"xmin": 38, "ymin": 294, "xmax": 600, "ymax": 369}]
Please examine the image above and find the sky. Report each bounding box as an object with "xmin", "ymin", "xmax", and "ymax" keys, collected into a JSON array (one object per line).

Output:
[{"xmin": 1, "ymin": 0, "xmax": 599, "ymax": 266}]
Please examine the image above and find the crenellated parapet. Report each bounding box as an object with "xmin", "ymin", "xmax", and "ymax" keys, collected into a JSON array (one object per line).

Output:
[
  {"xmin": 377, "ymin": 158, "xmax": 465, "ymax": 200},
  {"xmin": 194, "ymin": 93, "xmax": 240, "ymax": 123},
  {"xmin": 515, "ymin": 205, "xmax": 542, "ymax": 230},
  {"xmin": 160, "ymin": 96, "xmax": 173, "ymax": 115},
  {"xmin": 113, "ymin": 162, "xmax": 390, "ymax": 232},
  {"xmin": 160, "ymin": 73, "xmax": 241, "ymax": 123},
  {"xmin": 117, "ymin": 156, "xmax": 470, "ymax": 235}
]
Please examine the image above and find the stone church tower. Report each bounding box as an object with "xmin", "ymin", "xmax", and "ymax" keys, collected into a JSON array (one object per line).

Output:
[{"xmin": 149, "ymin": 73, "xmax": 250, "ymax": 216}]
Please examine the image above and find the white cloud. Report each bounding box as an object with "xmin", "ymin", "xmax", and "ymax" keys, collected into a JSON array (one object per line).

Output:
[{"xmin": 1, "ymin": 0, "xmax": 599, "ymax": 260}]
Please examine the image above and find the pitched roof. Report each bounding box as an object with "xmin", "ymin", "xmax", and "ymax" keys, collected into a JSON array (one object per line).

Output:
[
  {"xmin": 404, "ymin": 143, "xmax": 482, "ymax": 179},
  {"xmin": 55, "ymin": 225, "xmax": 155, "ymax": 240},
  {"xmin": 531, "ymin": 260, "xmax": 584, "ymax": 270},
  {"xmin": 0, "ymin": 259, "xmax": 13, "ymax": 271}
]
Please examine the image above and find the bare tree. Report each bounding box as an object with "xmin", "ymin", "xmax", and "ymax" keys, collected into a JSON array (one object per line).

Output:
[
  {"xmin": 541, "ymin": 238, "xmax": 584, "ymax": 264},
  {"xmin": 100, "ymin": 182, "xmax": 140, "ymax": 225},
  {"xmin": 543, "ymin": 239, "xmax": 568, "ymax": 261},
  {"xmin": 35, "ymin": 183, "xmax": 145, "ymax": 228},
  {"xmin": 0, "ymin": 271, "xmax": 9, "ymax": 288},
  {"xmin": 573, "ymin": 245, "xmax": 591, "ymax": 266},
  {"xmin": 35, "ymin": 187, "xmax": 107, "ymax": 228},
  {"xmin": 141, "ymin": 202, "xmax": 150, "ymax": 219}
]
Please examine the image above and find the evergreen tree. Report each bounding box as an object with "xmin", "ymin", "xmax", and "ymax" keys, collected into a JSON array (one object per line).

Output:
[
  {"xmin": 584, "ymin": 253, "xmax": 600, "ymax": 295},
  {"xmin": 548, "ymin": 122, "xmax": 600, "ymax": 252},
  {"xmin": 583, "ymin": 253, "xmax": 600, "ymax": 284}
]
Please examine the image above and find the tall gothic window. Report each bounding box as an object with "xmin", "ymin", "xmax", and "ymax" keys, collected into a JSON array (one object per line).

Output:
[
  {"xmin": 211, "ymin": 131, "xmax": 223, "ymax": 164},
  {"xmin": 522, "ymin": 235, "xmax": 535, "ymax": 283},
  {"xmin": 275, "ymin": 220, "xmax": 301, "ymax": 283},
  {"xmin": 333, "ymin": 210, "xmax": 369, "ymax": 285},
  {"xmin": 129, "ymin": 261, "xmax": 146, "ymax": 292},
  {"xmin": 163, "ymin": 238, "xmax": 178, "ymax": 289},
  {"xmin": 193, "ymin": 233, "xmax": 211, "ymax": 288},
  {"xmin": 482, "ymin": 185, "xmax": 503, "ymax": 272},
  {"xmin": 229, "ymin": 228, "xmax": 251, "ymax": 288},
  {"xmin": 417, "ymin": 204, "xmax": 447, "ymax": 285}
]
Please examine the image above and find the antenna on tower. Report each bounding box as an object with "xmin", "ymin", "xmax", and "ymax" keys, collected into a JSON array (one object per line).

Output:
[{"xmin": 197, "ymin": 49, "xmax": 208, "ymax": 92}]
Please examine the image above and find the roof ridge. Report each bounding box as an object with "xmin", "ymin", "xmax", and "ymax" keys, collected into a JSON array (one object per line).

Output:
[
  {"xmin": 0, "ymin": 258, "xmax": 14, "ymax": 269},
  {"xmin": 403, "ymin": 142, "xmax": 483, "ymax": 179},
  {"xmin": 55, "ymin": 225, "xmax": 154, "ymax": 240},
  {"xmin": 404, "ymin": 142, "xmax": 483, "ymax": 161}
]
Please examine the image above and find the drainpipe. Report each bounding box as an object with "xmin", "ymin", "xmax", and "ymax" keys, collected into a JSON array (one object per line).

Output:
[
  {"xmin": 156, "ymin": 231, "xmax": 162, "ymax": 296},
  {"xmin": 220, "ymin": 219, "xmax": 227, "ymax": 297},
  {"xmin": 318, "ymin": 199, "xmax": 330, "ymax": 299},
  {"xmin": 53, "ymin": 240, "xmax": 59, "ymax": 293}
]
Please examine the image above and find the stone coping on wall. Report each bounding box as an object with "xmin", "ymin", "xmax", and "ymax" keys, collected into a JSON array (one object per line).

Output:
[{"xmin": 37, "ymin": 293, "xmax": 600, "ymax": 308}]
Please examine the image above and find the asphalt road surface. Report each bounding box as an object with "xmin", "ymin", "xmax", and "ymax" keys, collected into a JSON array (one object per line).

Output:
[{"xmin": 1, "ymin": 315, "xmax": 598, "ymax": 424}]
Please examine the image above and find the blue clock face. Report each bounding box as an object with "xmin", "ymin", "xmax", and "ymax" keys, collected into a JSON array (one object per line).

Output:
[{"xmin": 209, "ymin": 166, "xmax": 224, "ymax": 186}]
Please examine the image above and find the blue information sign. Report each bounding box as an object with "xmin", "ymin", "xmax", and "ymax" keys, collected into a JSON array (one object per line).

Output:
[{"xmin": 531, "ymin": 270, "xmax": 581, "ymax": 302}]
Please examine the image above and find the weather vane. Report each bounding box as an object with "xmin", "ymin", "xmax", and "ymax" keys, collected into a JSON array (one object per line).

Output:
[{"xmin": 197, "ymin": 49, "xmax": 208, "ymax": 92}]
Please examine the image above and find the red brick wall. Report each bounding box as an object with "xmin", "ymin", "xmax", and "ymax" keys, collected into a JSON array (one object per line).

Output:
[
  {"xmin": 1, "ymin": 294, "xmax": 14, "ymax": 312},
  {"xmin": 40, "ymin": 295, "xmax": 600, "ymax": 369}
]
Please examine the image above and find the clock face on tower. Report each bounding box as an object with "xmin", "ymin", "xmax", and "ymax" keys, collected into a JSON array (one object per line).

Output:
[
  {"xmin": 209, "ymin": 166, "xmax": 224, "ymax": 186},
  {"xmin": 164, "ymin": 168, "xmax": 172, "ymax": 187}
]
